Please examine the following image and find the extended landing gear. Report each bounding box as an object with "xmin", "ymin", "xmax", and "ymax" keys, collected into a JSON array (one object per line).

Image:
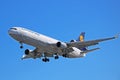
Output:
[
  {"xmin": 20, "ymin": 45, "xmax": 23, "ymax": 49},
  {"xmin": 20, "ymin": 42, "xmax": 23, "ymax": 49},
  {"xmin": 42, "ymin": 57, "xmax": 49, "ymax": 62},
  {"xmin": 55, "ymin": 56, "xmax": 59, "ymax": 59},
  {"xmin": 62, "ymin": 54, "xmax": 67, "ymax": 58},
  {"xmin": 42, "ymin": 54, "xmax": 59, "ymax": 62},
  {"xmin": 54, "ymin": 53, "xmax": 59, "ymax": 59}
]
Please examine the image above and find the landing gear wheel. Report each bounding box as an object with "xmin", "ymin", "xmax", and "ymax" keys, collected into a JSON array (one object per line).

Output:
[
  {"xmin": 42, "ymin": 58, "xmax": 45, "ymax": 62},
  {"xmin": 19, "ymin": 42, "xmax": 23, "ymax": 49},
  {"xmin": 62, "ymin": 54, "xmax": 67, "ymax": 57},
  {"xmin": 46, "ymin": 58, "xmax": 49, "ymax": 62},
  {"xmin": 20, "ymin": 46, "xmax": 23, "ymax": 49},
  {"xmin": 42, "ymin": 58, "xmax": 50, "ymax": 62},
  {"xmin": 55, "ymin": 56, "xmax": 59, "ymax": 59}
]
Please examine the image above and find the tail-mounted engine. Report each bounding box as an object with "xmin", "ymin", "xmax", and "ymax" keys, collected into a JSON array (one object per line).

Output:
[
  {"xmin": 56, "ymin": 42, "xmax": 67, "ymax": 48},
  {"xmin": 70, "ymin": 40, "xmax": 76, "ymax": 42}
]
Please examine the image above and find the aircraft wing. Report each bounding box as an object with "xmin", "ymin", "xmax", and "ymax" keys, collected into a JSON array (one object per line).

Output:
[{"xmin": 67, "ymin": 35, "xmax": 118, "ymax": 49}]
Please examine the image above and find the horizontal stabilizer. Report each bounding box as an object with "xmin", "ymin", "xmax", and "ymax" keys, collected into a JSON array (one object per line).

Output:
[{"xmin": 81, "ymin": 48, "xmax": 100, "ymax": 54}]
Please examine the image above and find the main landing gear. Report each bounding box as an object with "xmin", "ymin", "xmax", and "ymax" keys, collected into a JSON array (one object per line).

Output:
[
  {"xmin": 42, "ymin": 57, "xmax": 49, "ymax": 62},
  {"xmin": 42, "ymin": 54, "xmax": 59, "ymax": 62},
  {"xmin": 55, "ymin": 56, "xmax": 59, "ymax": 59},
  {"xmin": 54, "ymin": 53, "xmax": 59, "ymax": 59},
  {"xmin": 62, "ymin": 54, "xmax": 67, "ymax": 57}
]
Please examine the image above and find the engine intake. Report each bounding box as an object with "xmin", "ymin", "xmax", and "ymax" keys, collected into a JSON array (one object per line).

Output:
[
  {"xmin": 56, "ymin": 42, "xmax": 61, "ymax": 47},
  {"xmin": 56, "ymin": 42, "xmax": 67, "ymax": 48},
  {"xmin": 70, "ymin": 40, "xmax": 76, "ymax": 42},
  {"xmin": 25, "ymin": 49, "xmax": 30, "ymax": 55}
]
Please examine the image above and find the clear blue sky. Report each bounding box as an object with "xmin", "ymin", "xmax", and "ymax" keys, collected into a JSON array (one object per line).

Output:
[{"xmin": 0, "ymin": 0, "xmax": 120, "ymax": 80}]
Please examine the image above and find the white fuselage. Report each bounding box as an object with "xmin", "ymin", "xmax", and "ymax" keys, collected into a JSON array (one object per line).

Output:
[
  {"xmin": 9, "ymin": 27, "xmax": 58, "ymax": 46},
  {"xmin": 8, "ymin": 27, "xmax": 63, "ymax": 54}
]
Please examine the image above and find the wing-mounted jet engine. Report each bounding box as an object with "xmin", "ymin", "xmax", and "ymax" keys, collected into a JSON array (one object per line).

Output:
[{"xmin": 22, "ymin": 49, "xmax": 42, "ymax": 60}]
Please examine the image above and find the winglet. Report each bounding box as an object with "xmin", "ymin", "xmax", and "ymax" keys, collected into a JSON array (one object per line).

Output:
[{"xmin": 114, "ymin": 33, "xmax": 120, "ymax": 39}]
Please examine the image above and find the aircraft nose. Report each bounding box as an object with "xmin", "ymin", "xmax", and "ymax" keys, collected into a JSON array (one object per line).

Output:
[
  {"xmin": 8, "ymin": 27, "xmax": 18, "ymax": 35},
  {"xmin": 8, "ymin": 28, "xmax": 14, "ymax": 35},
  {"xmin": 8, "ymin": 29, "xmax": 12, "ymax": 35}
]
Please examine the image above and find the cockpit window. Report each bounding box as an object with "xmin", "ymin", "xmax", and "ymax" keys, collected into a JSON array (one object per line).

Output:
[{"xmin": 10, "ymin": 28, "xmax": 17, "ymax": 30}]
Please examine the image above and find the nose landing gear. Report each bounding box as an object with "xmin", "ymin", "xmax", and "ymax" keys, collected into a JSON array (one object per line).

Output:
[
  {"xmin": 19, "ymin": 42, "xmax": 23, "ymax": 49},
  {"xmin": 20, "ymin": 45, "xmax": 23, "ymax": 49}
]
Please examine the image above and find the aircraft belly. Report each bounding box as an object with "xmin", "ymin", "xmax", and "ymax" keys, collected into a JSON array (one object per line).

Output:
[
  {"xmin": 38, "ymin": 46, "xmax": 62, "ymax": 55},
  {"xmin": 68, "ymin": 53, "xmax": 85, "ymax": 58},
  {"xmin": 21, "ymin": 35, "xmax": 45, "ymax": 47},
  {"xmin": 20, "ymin": 34, "xmax": 62, "ymax": 54},
  {"xmin": 22, "ymin": 31, "xmax": 58, "ymax": 47},
  {"xmin": 68, "ymin": 53, "xmax": 80, "ymax": 58}
]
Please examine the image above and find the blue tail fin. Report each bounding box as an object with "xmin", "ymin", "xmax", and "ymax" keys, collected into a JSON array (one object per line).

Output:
[{"xmin": 77, "ymin": 32, "xmax": 85, "ymax": 42}]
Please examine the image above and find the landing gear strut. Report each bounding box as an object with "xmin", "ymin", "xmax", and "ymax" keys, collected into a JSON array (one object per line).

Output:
[
  {"xmin": 62, "ymin": 54, "xmax": 67, "ymax": 57},
  {"xmin": 20, "ymin": 42, "xmax": 23, "ymax": 49},
  {"xmin": 54, "ymin": 53, "xmax": 59, "ymax": 59}
]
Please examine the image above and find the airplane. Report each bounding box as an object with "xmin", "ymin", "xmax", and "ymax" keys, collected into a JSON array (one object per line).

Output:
[{"xmin": 8, "ymin": 27, "xmax": 119, "ymax": 62}]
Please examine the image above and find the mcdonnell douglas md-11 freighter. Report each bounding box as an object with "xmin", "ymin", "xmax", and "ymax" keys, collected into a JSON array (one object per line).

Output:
[{"xmin": 8, "ymin": 27, "xmax": 119, "ymax": 62}]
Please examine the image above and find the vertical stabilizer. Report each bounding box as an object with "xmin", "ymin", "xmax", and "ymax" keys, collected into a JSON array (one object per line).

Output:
[{"xmin": 77, "ymin": 32, "xmax": 85, "ymax": 42}]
